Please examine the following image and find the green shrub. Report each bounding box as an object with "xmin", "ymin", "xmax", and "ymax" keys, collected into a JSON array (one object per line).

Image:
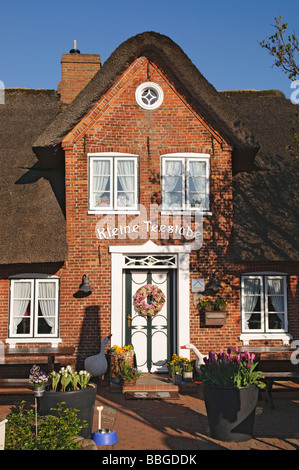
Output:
[{"xmin": 5, "ymin": 401, "xmax": 86, "ymax": 450}]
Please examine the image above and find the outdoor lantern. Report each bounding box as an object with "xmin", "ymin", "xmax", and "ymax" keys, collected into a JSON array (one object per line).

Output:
[
  {"xmin": 78, "ymin": 274, "xmax": 94, "ymax": 293},
  {"xmin": 207, "ymin": 272, "xmax": 222, "ymax": 292}
]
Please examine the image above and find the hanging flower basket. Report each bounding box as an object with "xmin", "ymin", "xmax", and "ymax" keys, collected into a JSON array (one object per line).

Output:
[{"xmin": 133, "ymin": 284, "xmax": 166, "ymax": 317}]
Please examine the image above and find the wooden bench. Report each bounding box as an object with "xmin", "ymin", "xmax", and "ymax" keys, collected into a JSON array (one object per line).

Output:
[
  {"xmin": 3, "ymin": 346, "xmax": 75, "ymax": 373},
  {"xmin": 240, "ymin": 346, "xmax": 299, "ymax": 409},
  {"xmin": 0, "ymin": 379, "xmax": 35, "ymax": 394},
  {"xmin": 0, "ymin": 346, "xmax": 75, "ymax": 393},
  {"xmin": 262, "ymin": 371, "xmax": 299, "ymax": 409}
]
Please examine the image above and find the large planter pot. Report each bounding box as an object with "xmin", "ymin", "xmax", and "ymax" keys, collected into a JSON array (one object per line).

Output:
[
  {"xmin": 41, "ymin": 385, "xmax": 97, "ymax": 438},
  {"xmin": 203, "ymin": 385, "xmax": 259, "ymax": 442}
]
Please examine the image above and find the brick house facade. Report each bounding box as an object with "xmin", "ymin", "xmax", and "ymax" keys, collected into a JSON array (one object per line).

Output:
[{"xmin": 0, "ymin": 32, "xmax": 298, "ymax": 371}]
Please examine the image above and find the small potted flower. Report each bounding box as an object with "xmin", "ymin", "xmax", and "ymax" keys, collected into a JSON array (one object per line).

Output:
[
  {"xmin": 119, "ymin": 363, "xmax": 141, "ymax": 386},
  {"xmin": 182, "ymin": 361, "xmax": 194, "ymax": 382},
  {"xmin": 200, "ymin": 347, "xmax": 265, "ymax": 442},
  {"xmin": 167, "ymin": 354, "xmax": 185, "ymax": 375},
  {"xmin": 171, "ymin": 363, "xmax": 183, "ymax": 385},
  {"xmin": 214, "ymin": 296, "xmax": 227, "ymax": 311},
  {"xmin": 199, "ymin": 299, "xmax": 214, "ymax": 311},
  {"xmin": 29, "ymin": 365, "xmax": 48, "ymax": 397}
]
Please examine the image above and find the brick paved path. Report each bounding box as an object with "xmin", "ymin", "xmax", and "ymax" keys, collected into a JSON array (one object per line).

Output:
[
  {"xmin": 1, "ymin": 384, "xmax": 299, "ymax": 451},
  {"xmin": 95, "ymin": 386, "xmax": 299, "ymax": 451}
]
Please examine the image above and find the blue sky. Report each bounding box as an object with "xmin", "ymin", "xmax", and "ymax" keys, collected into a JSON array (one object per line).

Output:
[{"xmin": 1, "ymin": 0, "xmax": 299, "ymax": 99}]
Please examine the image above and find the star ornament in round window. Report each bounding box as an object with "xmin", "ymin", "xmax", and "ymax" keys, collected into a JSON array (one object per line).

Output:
[{"xmin": 135, "ymin": 82, "xmax": 164, "ymax": 110}]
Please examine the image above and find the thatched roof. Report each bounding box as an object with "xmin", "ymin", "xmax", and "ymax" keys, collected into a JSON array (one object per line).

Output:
[
  {"xmin": 33, "ymin": 32, "xmax": 259, "ymax": 171},
  {"xmin": 0, "ymin": 89, "xmax": 67, "ymax": 264},
  {"xmin": 223, "ymin": 90, "xmax": 299, "ymax": 261}
]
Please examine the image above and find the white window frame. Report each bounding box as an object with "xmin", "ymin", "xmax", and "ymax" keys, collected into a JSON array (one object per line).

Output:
[
  {"xmin": 241, "ymin": 273, "xmax": 288, "ymax": 335},
  {"xmin": 135, "ymin": 82, "xmax": 164, "ymax": 110},
  {"xmin": 88, "ymin": 153, "xmax": 139, "ymax": 214},
  {"xmin": 9, "ymin": 275, "xmax": 59, "ymax": 340},
  {"xmin": 161, "ymin": 153, "xmax": 210, "ymax": 213}
]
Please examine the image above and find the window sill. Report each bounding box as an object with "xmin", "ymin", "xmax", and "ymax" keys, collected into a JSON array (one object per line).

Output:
[
  {"xmin": 6, "ymin": 338, "xmax": 62, "ymax": 348},
  {"xmin": 161, "ymin": 211, "xmax": 212, "ymax": 216},
  {"xmin": 240, "ymin": 333, "xmax": 293, "ymax": 346},
  {"xmin": 88, "ymin": 210, "xmax": 141, "ymax": 215}
]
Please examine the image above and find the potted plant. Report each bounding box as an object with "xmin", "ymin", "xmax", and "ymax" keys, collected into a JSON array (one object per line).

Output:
[
  {"xmin": 109, "ymin": 344, "xmax": 135, "ymax": 383},
  {"xmin": 167, "ymin": 354, "xmax": 185, "ymax": 374},
  {"xmin": 199, "ymin": 299, "xmax": 214, "ymax": 311},
  {"xmin": 200, "ymin": 347, "xmax": 265, "ymax": 442},
  {"xmin": 171, "ymin": 364, "xmax": 183, "ymax": 385},
  {"xmin": 214, "ymin": 296, "xmax": 227, "ymax": 311},
  {"xmin": 182, "ymin": 361, "xmax": 194, "ymax": 382},
  {"xmin": 119, "ymin": 363, "xmax": 141, "ymax": 386},
  {"xmin": 41, "ymin": 365, "xmax": 97, "ymax": 438},
  {"xmin": 29, "ymin": 365, "xmax": 49, "ymax": 397}
]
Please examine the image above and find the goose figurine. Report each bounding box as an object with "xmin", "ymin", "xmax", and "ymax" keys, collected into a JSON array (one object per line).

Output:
[
  {"xmin": 180, "ymin": 343, "xmax": 207, "ymax": 377},
  {"xmin": 85, "ymin": 334, "xmax": 112, "ymax": 384}
]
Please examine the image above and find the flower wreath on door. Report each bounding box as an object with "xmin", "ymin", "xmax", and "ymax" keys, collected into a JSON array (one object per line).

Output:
[{"xmin": 133, "ymin": 284, "xmax": 166, "ymax": 317}]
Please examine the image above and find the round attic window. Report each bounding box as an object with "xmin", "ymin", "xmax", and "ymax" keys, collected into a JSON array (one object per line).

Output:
[{"xmin": 135, "ymin": 82, "xmax": 164, "ymax": 110}]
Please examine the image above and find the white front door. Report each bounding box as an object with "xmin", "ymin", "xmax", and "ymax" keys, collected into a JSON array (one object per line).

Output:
[{"xmin": 125, "ymin": 269, "xmax": 175, "ymax": 372}]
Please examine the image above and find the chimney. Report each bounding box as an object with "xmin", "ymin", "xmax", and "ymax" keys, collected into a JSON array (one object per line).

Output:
[{"xmin": 58, "ymin": 40, "xmax": 101, "ymax": 105}]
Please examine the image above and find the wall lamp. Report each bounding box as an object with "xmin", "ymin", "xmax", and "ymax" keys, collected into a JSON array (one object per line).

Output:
[
  {"xmin": 79, "ymin": 274, "xmax": 94, "ymax": 293},
  {"xmin": 73, "ymin": 274, "xmax": 94, "ymax": 298}
]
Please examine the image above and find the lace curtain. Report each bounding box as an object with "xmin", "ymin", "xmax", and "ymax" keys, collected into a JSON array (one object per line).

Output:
[
  {"xmin": 188, "ymin": 160, "xmax": 207, "ymax": 209},
  {"xmin": 117, "ymin": 160, "xmax": 135, "ymax": 207},
  {"xmin": 164, "ymin": 160, "xmax": 183, "ymax": 208},
  {"xmin": 243, "ymin": 278, "xmax": 261, "ymax": 329},
  {"xmin": 38, "ymin": 282, "xmax": 56, "ymax": 334},
  {"xmin": 12, "ymin": 282, "xmax": 31, "ymax": 333},
  {"xmin": 92, "ymin": 160, "xmax": 110, "ymax": 205},
  {"xmin": 267, "ymin": 278, "xmax": 284, "ymax": 324}
]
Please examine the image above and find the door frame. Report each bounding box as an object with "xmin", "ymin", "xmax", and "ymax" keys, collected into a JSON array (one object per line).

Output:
[{"xmin": 109, "ymin": 240, "xmax": 191, "ymax": 360}]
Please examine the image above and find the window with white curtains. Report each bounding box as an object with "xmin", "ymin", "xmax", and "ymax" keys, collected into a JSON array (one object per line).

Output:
[
  {"xmin": 161, "ymin": 153, "xmax": 210, "ymax": 211},
  {"xmin": 9, "ymin": 276, "xmax": 59, "ymax": 338},
  {"xmin": 88, "ymin": 153, "xmax": 138, "ymax": 211},
  {"xmin": 241, "ymin": 274, "xmax": 288, "ymax": 333}
]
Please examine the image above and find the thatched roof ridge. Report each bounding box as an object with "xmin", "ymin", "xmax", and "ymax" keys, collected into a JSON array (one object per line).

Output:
[
  {"xmin": 0, "ymin": 89, "xmax": 67, "ymax": 264},
  {"xmin": 33, "ymin": 32, "xmax": 259, "ymax": 170}
]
